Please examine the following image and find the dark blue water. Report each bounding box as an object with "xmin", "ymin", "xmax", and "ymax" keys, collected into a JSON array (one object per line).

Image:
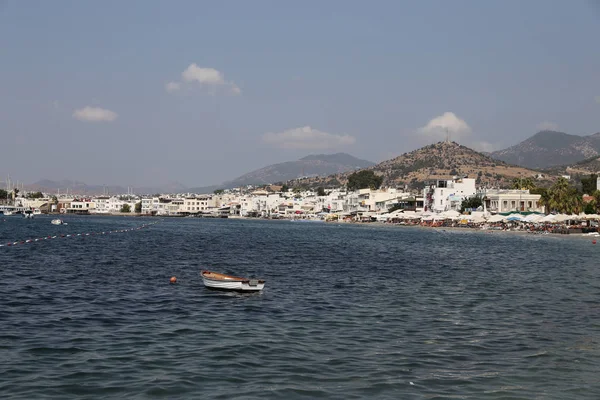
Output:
[{"xmin": 1, "ymin": 215, "xmax": 599, "ymax": 399}]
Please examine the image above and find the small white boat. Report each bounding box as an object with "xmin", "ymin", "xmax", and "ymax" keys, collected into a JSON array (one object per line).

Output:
[
  {"xmin": 33, "ymin": 209, "xmax": 42, "ymax": 215},
  {"xmin": 201, "ymin": 270, "xmax": 265, "ymax": 292},
  {"xmin": 3, "ymin": 211, "xmax": 14, "ymax": 216},
  {"xmin": 51, "ymin": 219, "xmax": 64, "ymax": 225}
]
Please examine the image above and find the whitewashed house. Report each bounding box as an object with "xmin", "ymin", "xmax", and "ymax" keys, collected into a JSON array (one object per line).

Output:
[
  {"xmin": 479, "ymin": 189, "xmax": 542, "ymax": 214},
  {"xmin": 423, "ymin": 177, "xmax": 477, "ymax": 213}
]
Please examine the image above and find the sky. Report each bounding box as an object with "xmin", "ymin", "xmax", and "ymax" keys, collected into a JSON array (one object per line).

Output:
[{"xmin": 1, "ymin": 0, "xmax": 599, "ymax": 188}]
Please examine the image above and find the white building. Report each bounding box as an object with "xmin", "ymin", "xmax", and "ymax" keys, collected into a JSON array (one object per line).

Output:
[
  {"xmin": 424, "ymin": 177, "xmax": 477, "ymax": 213},
  {"xmin": 183, "ymin": 196, "xmax": 216, "ymax": 213},
  {"xmin": 18, "ymin": 197, "xmax": 51, "ymax": 210},
  {"xmin": 68, "ymin": 199, "xmax": 95, "ymax": 213},
  {"xmin": 97, "ymin": 196, "xmax": 138, "ymax": 213},
  {"xmin": 317, "ymin": 190, "xmax": 347, "ymax": 213},
  {"xmin": 93, "ymin": 196, "xmax": 111, "ymax": 214},
  {"xmin": 357, "ymin": 188, "xmax": 413, "ymax": 212},
  {"xmin": 479, "ymin": 189, "xmax": 543, "ymax": 214},
  {"xmin": 141, "ymin": 197, "xmax": 153, "ymax": 214}
]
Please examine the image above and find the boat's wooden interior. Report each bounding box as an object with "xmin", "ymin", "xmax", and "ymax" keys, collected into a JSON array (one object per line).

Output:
[
  {"xmin": 202, "ymin": 270, "xmax": 246, "ymax": 281},
  {"xmin": 202, "ymin": 270, "xmax": 265, "ymax": 283}
]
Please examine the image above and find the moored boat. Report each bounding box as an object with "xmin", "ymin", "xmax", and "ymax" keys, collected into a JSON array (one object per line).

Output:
[
  {"xmin": 201, "ymin": 270, "xmax": 265, "ymax": 292},
  {"xmin": 51, "ymin": 219, "xmax": 64, "ymax": 225}
]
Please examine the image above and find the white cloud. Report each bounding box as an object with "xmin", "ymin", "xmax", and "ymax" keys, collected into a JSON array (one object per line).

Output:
[
  {"xmin": 166, "ymin": 63, "xmax": 240, "ymax": 95},
  {"xmin": 262, "ymin": 126, "xmax": 356, "ymax": 150},
  {"xmin": 182, "ymin": 64, "xmax": 225, "ymax": 85},
  {"xmin": 418, "ymin": 112, "xmax": 472, "ymax": 141},
  {"xmin": 72, "ymin": 106, "xmax": 118, "ymax": 122},
  {"xmin": 536, "ymin": 121, "xmax": 559, "ymax": 131},
  {"xmin": 165, "ymin": 81, "xmax": 181, "ymax": 92}
]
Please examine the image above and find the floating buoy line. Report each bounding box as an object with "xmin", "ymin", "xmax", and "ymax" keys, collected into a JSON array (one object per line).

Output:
[{"xmin": 0, "ymin": 220, "xmax": 160, "ymax": 248}]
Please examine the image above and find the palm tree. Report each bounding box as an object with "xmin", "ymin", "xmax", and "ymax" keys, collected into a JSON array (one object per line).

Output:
[
  {"xmin": 11, "ymin": 188, "xmax": 19, "ymax": 205},
  {"xmin": 512, "ymin": 177, "xmax": 535, "ymax": 190},
  {"xmin": 538, "ymin": 189, "xmax": 551, "ymax": 214},
  {"xmin": 564, "ymin": 188, "xmax": 583, "ymax": 214}
]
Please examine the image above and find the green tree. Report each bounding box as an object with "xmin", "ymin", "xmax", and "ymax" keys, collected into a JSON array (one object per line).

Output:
[
  {"xmin": 281, "ymin": 184, "xmax": 289, "ymax": 193},
  {"xmin": 120, "ymin": 204, "xmax": 131, "ymax": 213},
  {"xmin": 0, "ymin": 189, "xmax": 7, "ymax": 200},
  {"xmin": 460, "ymin": 195, "xmax": 483, "ymax": 212},
  {"xmin": 543, "ymin": 177, "xmax": 583, "ymax": 214},
  {"xmin": 593, "ymin": 190, "xmax": 600, "ymax": 204},
  {"xmin": 580, "ymin": 173, "xmax": 597, "ymax": 195},
  {"xmin": 347, "ymin": 170, "xmax": 383, "ymax": 191},
  {"xmin": 26, "ymin": 191, "xmax": 44, "ymax": 199},
  {"xmin": 317, "ymin": 187, "xmax": 326, "ymax": 196},
  {"xmin": 134, "ymin": 202, "xmax": 142, "ymax": 213},
  {"xmin": 213, "ymin": 189, "xmax": 224, "ymax": 195},
  {"xmin": 531, "ymin": 187, "xmax": 549, "ymax": 214},
  {"xmin": 584, "ymin": 201, "xmax": 596, "ymax": 214},
  {"xmin": 512, "ymin": 177, "xmax": 535, "ymax": 190}
]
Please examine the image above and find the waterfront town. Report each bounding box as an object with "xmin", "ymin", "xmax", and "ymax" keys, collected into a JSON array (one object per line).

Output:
[{"xmin": 3, "ymin": 175, "xmax": 600, "ymax": 233}]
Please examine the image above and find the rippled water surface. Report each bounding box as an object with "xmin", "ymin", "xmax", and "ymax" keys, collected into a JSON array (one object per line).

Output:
[{"xmin": 1, "ymin": 215, "xmax": 599, "ymax": 399}]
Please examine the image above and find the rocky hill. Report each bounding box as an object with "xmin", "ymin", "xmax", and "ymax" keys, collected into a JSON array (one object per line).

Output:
[
  {"xmin": 189, "ymin": 153, "xmax": 374, "ymax": 192},
  {"xmin": 490, "ymin": 130, "xmax": 600, "ymax": 169},
  {"xmin": 542, "ymin": 155, "xmax": 600, "ymax": 178},
  {"xmin": 288, "ymin": 141, "xmax": 554, "ymax": 189}
]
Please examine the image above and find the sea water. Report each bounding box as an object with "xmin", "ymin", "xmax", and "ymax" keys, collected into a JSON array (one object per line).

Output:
[{"xmin": 1, "ymin": 216, "xmax": 599, "ymax": 399}]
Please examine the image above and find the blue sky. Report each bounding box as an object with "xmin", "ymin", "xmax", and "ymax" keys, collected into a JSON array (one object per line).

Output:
[{"xmin": 1, "ymin": 0, "xmax": 599, "ymax": 187}]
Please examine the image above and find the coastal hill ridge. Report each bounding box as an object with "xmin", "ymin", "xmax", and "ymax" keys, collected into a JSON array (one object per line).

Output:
[
  {"xmin": 288, "ymin": 141, "xmax": 554, "ymax": 189},
  {"xmin": 490, "ymin": 130, "xmax": 600, "ymax": 169},
  {"xmin": 189, "ymin": 153, "xmax": 374, "ymax": 192}
]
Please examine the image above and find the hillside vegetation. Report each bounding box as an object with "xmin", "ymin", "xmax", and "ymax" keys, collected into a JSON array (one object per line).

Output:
[{"xmin": 289, "ymin": 141, "xmax": 555, "ymax": 189}]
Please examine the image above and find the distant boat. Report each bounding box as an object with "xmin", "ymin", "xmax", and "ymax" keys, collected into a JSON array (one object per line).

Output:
[
  {"xmin": 201, "ymin": 270, "xmax": 265, "ymax": 292},
  {"xmin": 51, "ymin": 219, "xmax": 64, "ymax": 225}
]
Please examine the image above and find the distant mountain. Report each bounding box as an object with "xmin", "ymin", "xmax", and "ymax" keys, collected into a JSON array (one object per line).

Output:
[
  {"xmin": 490, "ymin": 130, "xmax": 600, "ymax": 169},
  {"xmin": 289, "ymin": 141, "xmax": 554, "ymax": 189},
  {"xmin": 188, "ymin": 153, "xmax": 374, "ymax": 193},
  {"xmin": 24, "ymin": 179, "xmax": 187, "ymax": 196}
]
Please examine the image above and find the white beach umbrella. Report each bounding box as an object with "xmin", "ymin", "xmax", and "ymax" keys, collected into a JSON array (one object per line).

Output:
[
  {"xmin": 539, "ymin": 214, "xmax": 556, "ymax": 223},
  {"xmin": 471, "ymin": 216, "xmax": 486, "ymax": 223},
  {"xmin": 443, "ymin": 210, "xmax": 461, "ymax": 218},
  {"xmin": 503, "ymin": 213, "xmax": 523, "ymax": 222},
  {"xmin": 552, "ymin": 214, "xmax": 570, "ymax": 223},
  {"xmin": 526, "ymin": 214, "xmax": 544, "ymax": 223},
  {"xmin": 488, "ymin": 215, "xmax": 504, "ymax": 223}
]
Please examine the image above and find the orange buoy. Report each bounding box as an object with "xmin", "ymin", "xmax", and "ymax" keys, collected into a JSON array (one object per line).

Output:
[
  {"xmin": 593, "ymin": 240, "xmax": 597, "ymax": 245},
  {"xmin": 170, "ymin": 276, "xmax": 177, "ymax": 284}
]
